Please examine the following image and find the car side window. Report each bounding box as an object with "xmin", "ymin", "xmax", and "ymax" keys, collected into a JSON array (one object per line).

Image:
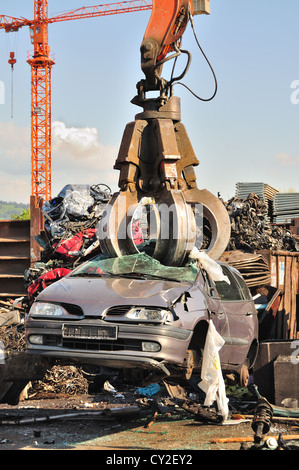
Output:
[
  {"xmin": 213, "ymin": 266, "xmax": 243, "ymax": 301},
  {"xmin": 233, "ymin": 271, "xmax": 252, "ymax": 301}
]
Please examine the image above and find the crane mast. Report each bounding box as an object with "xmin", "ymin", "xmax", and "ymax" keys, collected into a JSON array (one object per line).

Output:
[{"xmin": 27, "ymin": 0, "xmax": 54, "ymax": 201}]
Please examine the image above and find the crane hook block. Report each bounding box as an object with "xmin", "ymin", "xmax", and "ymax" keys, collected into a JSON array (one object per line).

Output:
[{"xmin": 8, "ymin": 52, "xmax": 16, "ymax": 69}]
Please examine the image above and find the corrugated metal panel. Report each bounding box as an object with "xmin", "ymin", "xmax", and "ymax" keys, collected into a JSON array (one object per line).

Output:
[
  {"xmin": 220, "ymin": 250, "xmax": 271, "ymax": 287},
  {"xmin": 236, "ymin": 182, "xmax": 279, "ymax": 201},
  {"xmin": 273, "ymin": 192, "xmax": 299, "ymax": 223}
]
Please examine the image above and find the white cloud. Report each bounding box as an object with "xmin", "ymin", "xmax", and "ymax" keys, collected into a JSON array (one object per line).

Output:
[
  {"xmin": 52, "ymin": 121, "xmax": 100, "ymax": 153},
  {"xmin": 51, "ymin": 121, "xmax": 119, "ymax": 195},
  {"xmin": 275, "ymin": 152, "xmax": 299, "ymax": 167},
  {"xmin": 52, "ymin": 120, "xmax": 118, "ymax": 170},
  {"xmin": 0, "ymin": 120, "xmax": 119, "ymax": 202}
]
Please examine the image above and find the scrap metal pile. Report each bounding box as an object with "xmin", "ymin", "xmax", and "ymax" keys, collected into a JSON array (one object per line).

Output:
[
  {"xmin": 24, "ymin": 184, "xmax": 110, "ymax": 304},
  {"xmin": 38, "ymin": 183, "xmax": 112, "ymax": 264},
  {"xmin": 225, "ymin": 192, "xmax": 299, "ymax": 253},
  {"xmin": 0, "ymin": 306, "xmax": 25, "ymax": 353},
  {"xmin": 27, "ymin": 366, "xmax": 89, "ymax": 398}
]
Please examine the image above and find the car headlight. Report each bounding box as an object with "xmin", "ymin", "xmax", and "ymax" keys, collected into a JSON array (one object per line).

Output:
[
  {"xmin": 29, "ymin": 302, "xmax": 67, "ymax": 318},
  {"xmin": 126, "ymin": 307, "xmax": 171, "ymax": 323}
]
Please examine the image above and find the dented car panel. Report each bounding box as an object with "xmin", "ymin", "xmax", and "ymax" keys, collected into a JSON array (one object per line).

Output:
[{"xmin": 25, "ymin": 253, "xmax": 258, "ymax": 382}]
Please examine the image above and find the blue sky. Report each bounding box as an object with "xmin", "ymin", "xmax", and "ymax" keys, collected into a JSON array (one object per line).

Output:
[{"xmin": 0, "ymin": 0, "xmax": 299, "ymax": 203}]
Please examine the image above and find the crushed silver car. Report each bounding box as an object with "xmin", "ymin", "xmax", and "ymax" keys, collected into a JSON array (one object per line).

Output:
[{"xmin": 25, "ymin": 250, "xmax": 258, "ymax": 386}]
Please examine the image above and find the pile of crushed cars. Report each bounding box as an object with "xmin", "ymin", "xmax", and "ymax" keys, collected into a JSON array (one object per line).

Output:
[{"xmin": 24, "ymin": 183, "xmax": 143, "ymax": 305}]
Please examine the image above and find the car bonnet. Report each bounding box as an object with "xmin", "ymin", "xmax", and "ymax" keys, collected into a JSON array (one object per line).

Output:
[{"xmin": 34, "ymin": 275, "xmax": 194, "ymax": 316}]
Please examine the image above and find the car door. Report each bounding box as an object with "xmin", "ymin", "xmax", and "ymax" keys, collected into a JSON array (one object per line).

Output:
[
  {"xmin": 201, "ymin": 270, "xmax": 230, "ymax": 364},
  {"xmin": 213, "ymin": 265, "xmax": 257, "ymax": 366}
]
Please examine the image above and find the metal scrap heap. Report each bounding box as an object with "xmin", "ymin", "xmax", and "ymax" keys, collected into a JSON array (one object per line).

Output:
[
  {"xmin": 39, "ymin": 183, "xmax": 112, "ymax": 263},
  {"xmin": 24, "ymin": 184, "xmax": 115, "ymax": 304},
  {"xmin": 225, "ymin": 192, "xmax": 299, "ymax": 253}
]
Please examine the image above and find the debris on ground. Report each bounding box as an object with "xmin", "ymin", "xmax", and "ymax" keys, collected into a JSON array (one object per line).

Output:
[
  {"xmin": 136, "ymin": 384, "xmax": 161, "ymax": 398},
  {"xmin": 1, "ymin": 320, "xmax": 299, "ymax": 451},
  {"xmin": 27, "ymin": 366, "xmax": 89, "ymax": 398}
]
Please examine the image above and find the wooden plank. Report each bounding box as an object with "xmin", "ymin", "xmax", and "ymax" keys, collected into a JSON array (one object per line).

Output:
[
  {"xmin": 284, "ymin": 256, "xmax": 292, "ymax": 338},
  {"xmin": 290, "ymin": 258, "xmax": 298, "ymax": 339},
  {"xmin": 276, "ymin": 256, "xmax": 285, "ymax": 338}
]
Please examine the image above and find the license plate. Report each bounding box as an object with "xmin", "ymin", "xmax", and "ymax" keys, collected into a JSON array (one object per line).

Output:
[{"xmin": 62, "ymin": 324, "xmax": 117, "ymax": 340}]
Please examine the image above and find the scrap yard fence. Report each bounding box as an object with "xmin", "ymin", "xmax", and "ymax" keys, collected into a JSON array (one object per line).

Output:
[{"xmin": 261, "ymin": 250, "xmax": 299, "ymax": 340}]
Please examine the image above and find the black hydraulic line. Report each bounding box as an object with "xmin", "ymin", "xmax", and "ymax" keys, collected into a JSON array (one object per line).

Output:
[{"xmin": 173, "ymin": 12, "xmax": 218, "ymax": 102}]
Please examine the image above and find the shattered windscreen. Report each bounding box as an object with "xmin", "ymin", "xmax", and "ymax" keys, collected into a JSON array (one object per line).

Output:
[{"xmin": 70, "ymin": 252, "xmax": 198, "ymax": 283}]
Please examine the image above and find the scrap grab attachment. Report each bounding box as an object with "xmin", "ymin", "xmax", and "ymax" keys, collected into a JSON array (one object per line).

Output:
[{"xmin": 98, "ymin": 96, "xmax": 230, "ymax": 265}]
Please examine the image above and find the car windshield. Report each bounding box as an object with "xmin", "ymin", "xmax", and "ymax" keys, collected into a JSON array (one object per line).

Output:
[{"xmin": 70, "ymin": 252, "xmax": 198, "ymax": 284}]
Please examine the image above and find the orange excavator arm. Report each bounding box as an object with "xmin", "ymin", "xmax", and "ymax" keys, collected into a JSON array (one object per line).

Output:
[
  {"xmin": 142, "ymin": 0, "xmax": 192, "ymax": 61},
  {"xmin": 139, "ymin": 0, "xmax": 209, "ymax": 92}
]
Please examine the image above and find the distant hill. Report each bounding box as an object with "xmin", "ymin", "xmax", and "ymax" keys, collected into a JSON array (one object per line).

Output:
[{"xmin": 0, "ymin": 201, "xmax": 30, "ymax": 220}]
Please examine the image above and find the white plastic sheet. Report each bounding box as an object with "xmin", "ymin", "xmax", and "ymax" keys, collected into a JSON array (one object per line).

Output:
[
  {"xmin": 198, "ymin": 319, "xmax": 229, "ymax": 421},
  {"xmin": 63, "ymin": 189, "xmax": 94, "ymax": 218},
  {"xmin": 188, "ymin": 248, "xmax": 230, "ymax": 284}
]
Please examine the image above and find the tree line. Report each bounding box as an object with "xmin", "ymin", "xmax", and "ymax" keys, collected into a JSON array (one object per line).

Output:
[{"xmin": 0, "ymin": 201, "xmax": 30, "ymax": 220}]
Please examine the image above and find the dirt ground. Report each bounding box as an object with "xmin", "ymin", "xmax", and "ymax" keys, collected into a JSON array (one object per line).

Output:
[{"xmin": 0, "ymin": 382, "xmax": 297, "ymax": 453}]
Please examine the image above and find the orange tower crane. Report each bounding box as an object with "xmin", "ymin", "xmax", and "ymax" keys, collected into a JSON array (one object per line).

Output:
[{"xmin": 0, "ymin": 0, "xmax": 153, "ymax": 201}]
